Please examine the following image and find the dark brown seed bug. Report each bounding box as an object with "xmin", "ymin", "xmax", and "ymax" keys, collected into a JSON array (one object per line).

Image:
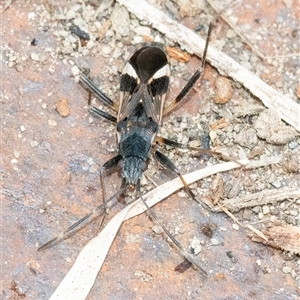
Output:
[{"xmin": 38, "ymin": 23, "xmax": 220, "ymax": 276}]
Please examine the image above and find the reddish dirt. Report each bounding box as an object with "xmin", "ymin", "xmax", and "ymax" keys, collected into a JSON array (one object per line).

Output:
[{"xmin": 1, "ymin": 1, "xmax": 299, "ymax": 300}]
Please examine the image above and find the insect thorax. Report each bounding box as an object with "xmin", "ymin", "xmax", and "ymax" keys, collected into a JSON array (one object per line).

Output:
[{"xmin": 117, "ymin": 104, "xmax": 158, "ymax": 184}]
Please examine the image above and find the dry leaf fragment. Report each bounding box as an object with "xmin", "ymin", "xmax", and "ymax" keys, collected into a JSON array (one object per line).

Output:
[
  {"xmin": 166, "ymin": 46, "xmax": 190, "ymax": 62},
  {"xmin": 210, "ymin": 118, "xmax": 230, "ymax": 130}
]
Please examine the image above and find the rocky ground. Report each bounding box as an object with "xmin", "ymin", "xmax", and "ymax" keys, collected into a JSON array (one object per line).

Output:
[{"xmin": 1, "ymin": 0, "xmax": 299, "ymax": 299}]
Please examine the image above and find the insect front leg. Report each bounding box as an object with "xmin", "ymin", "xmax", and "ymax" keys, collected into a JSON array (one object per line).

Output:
[
  {"xmin": 80, "ymin": 74, "xmax": 118, "ymax": 124},
  {"xmin": 163, "ymin": 22, "xmax": 214, "ymax": 115}
]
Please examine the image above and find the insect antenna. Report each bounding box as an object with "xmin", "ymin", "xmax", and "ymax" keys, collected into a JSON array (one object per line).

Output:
[{"xmin": 38, "ymin": 181, "xmax": 126, "ymax": 251}]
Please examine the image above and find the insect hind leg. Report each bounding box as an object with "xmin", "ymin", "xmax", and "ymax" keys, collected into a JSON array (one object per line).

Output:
[
  {"xmin": 38, "ymin": 155, "xmax": 124, "ymax": 251},
  {"xmin": 154, "ymin": 150, "xmax": 210, "ymax": 210},
  {"xmin": 139, "ymin": 191, "xmax": 207, "ymax": 277}
]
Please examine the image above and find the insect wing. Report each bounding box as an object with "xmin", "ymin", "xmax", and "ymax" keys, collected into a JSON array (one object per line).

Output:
[{"xmin": 118, "ymin": 44, "xmax": 170, "ymax": 124}]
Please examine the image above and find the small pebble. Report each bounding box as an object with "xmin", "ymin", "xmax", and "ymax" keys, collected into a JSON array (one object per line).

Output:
[
  {"xmin": 20, "ymin": 125, "xmax": 26, "ymax": 132},
  {"xmin": 31, "ymin": 38, "xmax": 38, "ymax": 46},
  {"xmin": 152, "ymin": 225, "xmax": 164, "ymax": 235},
  {"xmin": 189, "ymin": 237, "xmax": 201, "ymax": 255},
  {"xmin": 15, "ymin": 64, "xmax": 24, "ymax": 72},
  {"xmin": 214, "ymin": 76, "xmax": 233, "ymax": 104},
  {"xmin": 288, "ymin": 141, "xmax": 298, "ymax": 149},
  {"xmin": 271, "ymin": 181, "xmax": 281, "ymax": 188},
  {"xmin": 262, "ymin": 205, "xmax": 270, "ymax": 215},
  {"xmin": 282, "ymin": 266, "xmax": 291, "ymax": 274},
  {"xmin": 41, "ymin": 103, "xmax": 48, "ymax": 109},
  {"xmin": 71, "ymin": 65, "xmax": 80, "ymax": 76},
  {"xmin": 30, "ymin": 141, "xmax": 39, "ymax": 148},
  {"xmin": 209, "ymin": 130, "xmax": 217, "ymax": 142},
  {"xmin": 86, "ymin": 40, "xmax": 95, "ymax": 50},
  {"xmin": 11, "ymin": 159, "xmax": 18, "ymax": 164},
  {"xmin": 48, "ymin": 120, "xmax": 57, "ymax": 126},
  {"xmin": 31, "ymin": 52, "xmax": 40, "ymax": 61},
  {"xmin": 243, "ymin": 209, "xmax": 252, "ymax": 220},
  {"xmin": 256, "ymin": 259, "xmax": 261, "ymax": 266},
  {"xmin": 178, "ymin": 191, "xmax": 186, "ymax": 198},
  {"xmin": 102, "ymin": 45, "xmax": 112, "ymax": 55},
  {"xmin": 210, "ymin": 238, "xmax": 219, "ymax": 246},
  {"xmin": 232, "ymin": 223, "xmax": 239, "ymax": 231},
  {"xmin": 81, "ymin": 49, "xmax": 90, "ymax": 56},
  {"xmin": 55, "ymin": 98, "xmax": 70, "ymax": 117},
  {"xmin": 133, "ymin": 26, "xmax": 151, "ymax": 37},
  {"xmin": 13, "ymin": 150, "xmax": 20, "ymax": 158}
]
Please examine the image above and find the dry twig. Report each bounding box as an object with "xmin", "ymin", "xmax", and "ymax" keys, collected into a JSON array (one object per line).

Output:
[{"xmin": 213, "ymin": 187, "xmax": 300, "ymax": 213}]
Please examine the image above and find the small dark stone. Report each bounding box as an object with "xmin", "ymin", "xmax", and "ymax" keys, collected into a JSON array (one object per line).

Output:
[
  {"xmin": 31, "ymin": 38, "xmax": 38, "ymax": 46},
  {"xmin": 70, "ymin": 25, "xmax": 90, "ymax": 40}
]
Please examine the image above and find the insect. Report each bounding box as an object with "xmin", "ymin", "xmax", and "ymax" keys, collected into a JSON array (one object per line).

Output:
[{"xmin": 38, "ymin": 22, "xmax": 222, "ymax": 275}]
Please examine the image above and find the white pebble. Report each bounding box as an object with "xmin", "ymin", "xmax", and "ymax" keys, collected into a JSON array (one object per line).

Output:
[
  {"xmin": 210, "ymin": 238, "xmax": 219, "ymax": 246},
  {"xmin": 178, "ymin": 191, "xmax": 186, "ymax": 198},
  {"xmin": 20, "ymin": 125, "xmax": 26, "ymax": 132},
  {"xmin": 71, "ymin": 65, "xmax": 80, "ymax": 76},
  {"xmin": 209, "ymin": 130, "xmax": 217, "ymax": 141},
  {"xmin": 30, "ymin": 141, "xmax": 39, "ymax": 148},
  {"xmin": 232, "ymin": 223, "xmax": 239, "ymax": 231},
  {"xmin": 189, "ymin": 237, "xmax": 201, "ymax": 255},
  {"xmin": 152, "ymin": 225, "xmax": 164, "ymax": 235},
  {"xmin": 86, "ymin": 40, "xmax": 95, "ymax": 50},
  {"xmin": 262, "ymin": 205, "xmax": 270, "ymax": 214},
  {"xmin": 102, "ymin": 45, "xmax": 112, "ymax": 55},
  {"xmin": 133, "ymin": 26, "xmax": 151, "ymax": 36},
  {"xmin": 282, "ymin": 266, "xmax": 291, "ymax": 274},
  {"xmin": 81, "ymin": 49, "xmax": 89, "ymax": 56},
  {"xmin": 13, "ymin": 150, "xmax": 20, "ymax": 158},
  {"xmin": 48, "ymin": 120, "xmax": 57, "ymax": 126},
  {"xmin": 31, "ymin": 52, "xmax": 40, "ymax": 61},
  {"xmin": 11, "ymin": 159, "xmax": 18, "ymax": 164}
]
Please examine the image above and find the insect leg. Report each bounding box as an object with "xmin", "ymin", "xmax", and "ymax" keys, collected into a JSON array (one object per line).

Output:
[
  {"xmin": 154, "ymin": 150, "xmax": 210, "ymax": 209},
  {"xmin": 155, "ymin": 136, "xmax": 221, "ymax": 158},
  {"xmin": 38, "ymin": 155, "xmax": 124, "ymax": 251},
  {"xmin": 155, "ymin": 136, "xmax": 243, "ymax": 165},
  {"xmin": 163, "ymin": 22, "xmax": 213, "ymax": 115},
  {"xmin": 80, "ymin": 74, "xmax": 118, "ymax": 112},
  {"xmin": 139, "ymin": 192, "xmax": 207, "ymax": 277},
  {"xmin": 80, "ymin": 75, "xmax": 117, "ymax": 124},
  {"xmin": 98, "ymin": 155, "xmax": 124, "ymax": 228},
  {"xmin": 89, "ymin": 105, "xmax": 117, "ymax": 124}
]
